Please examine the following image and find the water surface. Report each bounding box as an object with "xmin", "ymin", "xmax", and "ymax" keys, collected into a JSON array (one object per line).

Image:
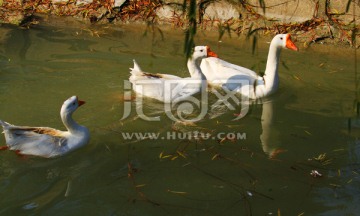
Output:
[{"xmin": 0, "ymin": 17, "xmax": 359, "ymax": 215}]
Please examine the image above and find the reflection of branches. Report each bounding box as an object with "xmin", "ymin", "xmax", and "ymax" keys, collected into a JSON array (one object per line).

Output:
[
  {"xmin": 158, "ymin": 139, "xmax": 273, "ymax": 215},
  {"xmin": 349, "ymin": 0, "xmax": 359, "ymax": 121},
  {"xmin": 183, "ymin": 0, "xmax": 197, "ymax": 60},
  {"xmin": 143, "ymin": 23, "xmax": 165, "ymax": 58},
  {"xmin": 127, "ymin": 162, "xmax": 161, "ymax": 206}
]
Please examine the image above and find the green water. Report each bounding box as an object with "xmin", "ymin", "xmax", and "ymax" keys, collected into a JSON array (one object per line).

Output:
[{"xmin": 0, "ymin": 17, "xmax": 359, "ymax": 215}]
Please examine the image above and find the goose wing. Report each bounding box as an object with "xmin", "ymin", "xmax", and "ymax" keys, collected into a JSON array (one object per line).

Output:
[{"xmin": 1, "ymin": 122, "xmax": 67, "ymax": 157}]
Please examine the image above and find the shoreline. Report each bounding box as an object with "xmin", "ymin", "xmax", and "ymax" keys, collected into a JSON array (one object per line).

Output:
[{"xmin": 0, "ymin": 0, "xmax": 359, "ymax": 50}]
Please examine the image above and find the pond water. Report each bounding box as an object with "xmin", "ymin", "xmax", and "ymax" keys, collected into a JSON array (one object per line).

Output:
[{"xmin": 0, "ymin": 17, "xmax": 359, "ymax": 215}]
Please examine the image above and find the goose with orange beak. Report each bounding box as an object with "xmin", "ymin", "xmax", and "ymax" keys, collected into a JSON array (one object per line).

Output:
[
  {"xmin": 130, "ymin": 46, "xmax": 218, "ymax": 103},
  {"xmin": 0, "ymin": 96, "xmax": 90, "ymax": 158},
  {"xmin": 200, "ymin": 34, "xmax": 298, "ymax": 99}
]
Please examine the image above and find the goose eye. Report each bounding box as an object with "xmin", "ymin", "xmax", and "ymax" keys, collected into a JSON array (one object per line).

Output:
[
  {"xmin": 200, "ymin": 49, "xmax": 203, "ymax": 52},
  {"xmin": 72, "ymin": 102, "xmax": 76, "ymax": 106},
  {"xmin": 280, "ymin": 37, "xmax": 283, "ymax": 40}
]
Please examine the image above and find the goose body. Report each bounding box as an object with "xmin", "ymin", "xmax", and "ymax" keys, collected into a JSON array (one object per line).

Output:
[
  {"xmin": 200, "ymin": 34, "xmax": 298, "ymax": 99},
  {"xmin": 129, "ymin": 46, "xmax": 218, "ymax": 103},
  {"xmin": 0, "ymin": 96, "xmax": 90, "ymax": 158}
]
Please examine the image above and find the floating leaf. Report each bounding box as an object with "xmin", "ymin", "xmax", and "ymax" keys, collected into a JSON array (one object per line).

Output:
[
  {"xmin": 22, "ymin": 202, "xmax": 38, "ymax": 210},
  {"xmin": 177, "ymin": 151, "xmax": 187, "ymax": 158},
  {"xmin": 212, "ymin": 154, "xmax": 220, "ymax": 160},
  {"xmin": 161, "ymin": 154, "xmax": 173, "ymax": 159},
  {"xmin": 304, "ymin": 130, "xmax": 312, "ymax": 135},
  {"xmin": 64, "ymin": 181, "xmax": 72, "ymax": 197},
  {"xmin": 292, "ymin": 75, "xmax": 301, "ymax": 81},
  {"xmin": 310, "ymin": 170, "xmax": 323, "ymax": 177},
  {"xmin": 167, "ymin": 189, "xmax": 187, "ymax": 195},
  {"xmin": 219, "ymin": 137, "xmax": 227, "ymax": 144},
  {"xmin": 313, "ymin": 153, "xmax": 327, "ymax": 163}
]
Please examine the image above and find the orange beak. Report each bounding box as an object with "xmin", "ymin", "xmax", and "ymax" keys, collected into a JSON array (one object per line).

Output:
[
  {"xmin": 78, "ymin": 100, "xmax": 86, "ymax": 107},
  {"xmin": 286, "ymin": 34, "xmax": 299, "ymax": 51},
  {"xmin": 206, "ymin": 46, "xmax": 218, "ymax": 58}
]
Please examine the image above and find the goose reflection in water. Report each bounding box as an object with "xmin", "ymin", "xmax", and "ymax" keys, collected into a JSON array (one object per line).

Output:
[{"xmin": 259, "ymin": 99, "xmax": 286, "ymax": 159}]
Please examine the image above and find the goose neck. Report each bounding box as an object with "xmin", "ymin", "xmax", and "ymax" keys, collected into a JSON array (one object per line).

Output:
[
  {"xmin": 263, "ymin": 43, "xmax": 282, "ymax": 90},
  {"xmin": 61, "ymin": 111, "xmax": 83, "ymax": 134},
  {"xmin": 187, "ymin": 57, "xmax": 206, "ymax": 80}
]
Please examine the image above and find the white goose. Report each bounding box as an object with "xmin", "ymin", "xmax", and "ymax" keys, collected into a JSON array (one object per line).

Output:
[
  {"xmin": 0, "ymin": 96, "xmax": 90, "ymax": 158},
  {"xmin": 200, "ymin": 34, "xmax": 298, "ymax": 99},
  {"xmin": 129, "ymin": 46, "xmax": 218, "ymax": 103}
]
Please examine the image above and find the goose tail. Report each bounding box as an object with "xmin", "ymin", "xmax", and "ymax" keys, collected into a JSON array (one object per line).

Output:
[
  {"xmin": 130, "ymin": 59, "xmax": 143, "ymax": 75},
  {"xmin": 0, "ymin": 120, "xmax": 11, "ymax": 129}
]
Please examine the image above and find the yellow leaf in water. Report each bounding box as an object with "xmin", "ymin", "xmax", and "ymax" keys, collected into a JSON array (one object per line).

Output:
[
  {"xmin": 304, "ymin": 130, "xmax": 312, "ymax": 135},
  {"xmin": 319, "ymin": 62, "xmax": 325, "ymax": 67},
  {"xmin": 64, "ymin": 181, "xmax": 72, "ymax": 197},
  {"xmin": 171, "ymin": 155, "xmax": 178, "ymax": 160},
  {"xmin": 338, "ymin": 169, "xmax": 341, "ymax": 177},
  {"xmin": 314, "ymin": 153, "xmax": 326, "ymax": 161},
  {"xmin": 298, "ymin": 212, "xmax": 305, "ymax": 216},
  {"xmin": 167, "ymin": 189, "xmax": 187, "ymax": 195},
  {"xmin": 212, "ymin": 154, "xmax": 220, "ymax": 160},
  {"xmin": 161, "ymin": 154, "xmax": 173, "ymax": 159},
  {"xmin": 135, "ymin": 184, "xmax": 146, "ymax": 188},
  {"xmin": 333, "ymin": 148, "xmax": 345, "ymax": 152},
  {"xmin": 347, "ymin": 179, "xmax": 353, "ymax": 184},
  {"xmin": 293, "ymin": 75, "xmax": 301, "ymax": 81},
  {"xmin": 219, "ymin": 137, "xmax": 227, "ymax": 144},
  {"xmin": 159, "ymin": 151, "xmax": 163, "ymax": 159},
  {"xmin": 278, "ymin": 208, "xmax": 281, "ymax": 216},
  {"xmin": 177, "ymin": 151, "xmax": 186, "ymax": 158},
  {"xmin": 159, "ymin": 154, "xmax": 173, "ymax": 159},
  {"xmin": 182, "ymin": 162, "xmax": 191, "ymax": 167}
]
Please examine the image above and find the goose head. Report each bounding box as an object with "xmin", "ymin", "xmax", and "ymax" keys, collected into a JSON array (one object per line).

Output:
[
  {"xmin": 192, "ymin": 46, "xmax": 218, "ymax": 61},
  {"xmin": 272, "ymin": 34, "xmax": 298, "ymax": 51},
  {"xmin": 60, "ymin": 96, "xmax": 85, "ymax": 115}
]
